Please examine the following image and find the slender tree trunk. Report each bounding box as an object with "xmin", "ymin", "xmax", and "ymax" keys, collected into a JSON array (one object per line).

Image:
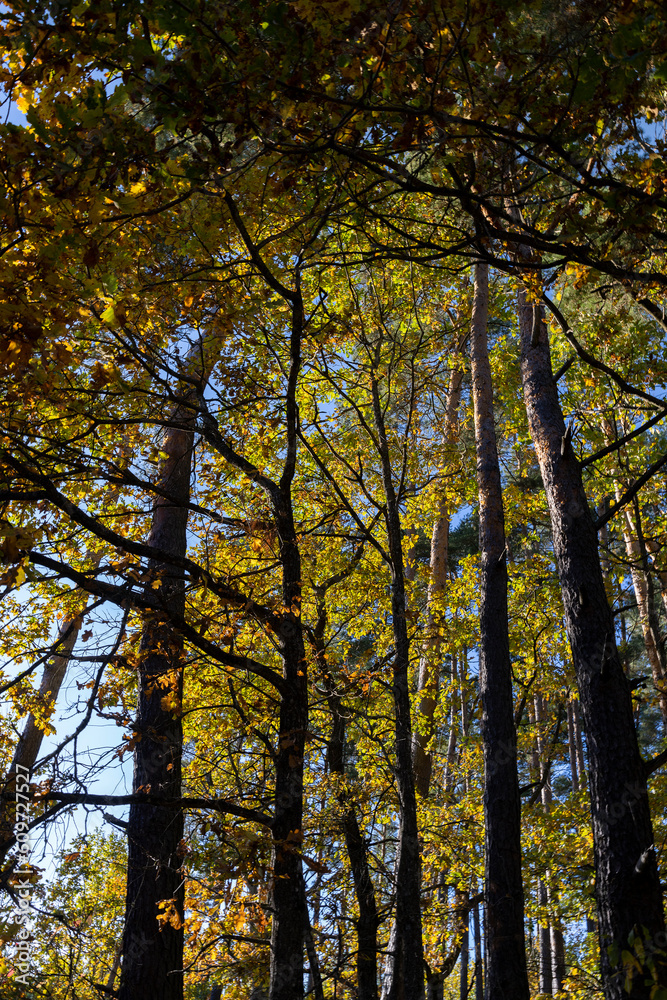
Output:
[
  {"xmin": 644, "ymin": 536, "xmax": 667, "ymax": 619},
  {"xmin": 460, "ymin": 912, "xmax": 470, "ymax": 1000},
  {"xmin": 572, "ymin": 700, "xmax": 586, "ymax": 784},
  {"xmin": 0, "ymin": 531, "xmax": 115, "ymax": 858},
  {"xmin": 550, "ymin": 921, "xmax": 566, "ymax": 993},
  {"xmin": 119, "ymin": 403, "xmax": 195, "ymax": 1000},
  {"xmin": 567, "ymin": 700, "xmax": 580, "ymax": 792},
  {"xmin": 538, "ymin": 877, "xmax": 553, "ymax": 996},
  {"xmin": 1, "ymin": 606, "xmax": 83, "ymax": 850},
  {"xmin": 516, "ymin": 284, "xmax": 666, "ymax": 999},
  {"xmin": 269, "ymin": 295, "xmax": 308, "ymax": 1000},
  {"xmin": 444, "ymin": 651, "xmax": 459, "ymax": 797},
  {"xmin": 413, "ymin": 363, "xmax": 464, "ymax": 798},
  {"xmin": 371, "ymin": 369, "xmax": 424, "ymax": 1000},
  {"xmin": 472, "ymin": 898, "xmax": 483, "ymax": 1000},
  {"xmin": 470, "ymin": 258, "xmax": 529, "ymax": 1000},
  {"xmin": 321, "ymin": 603, "xmax": 379, "ymax": 1000},
  {"xmin": 604, "ymin": 420, "xmax": 667, "ymax": 725}
]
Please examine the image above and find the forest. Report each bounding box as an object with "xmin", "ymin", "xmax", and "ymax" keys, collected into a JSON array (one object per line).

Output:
[{"xmin": 1, "ymin": 2, "xmax": 667, "ymax": 999}]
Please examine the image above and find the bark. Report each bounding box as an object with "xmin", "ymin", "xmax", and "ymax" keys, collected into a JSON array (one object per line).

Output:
[
  {"xmin": 371, "ymin": 370, "xmax": 424, "ymax": 1000},
  {"xmin": 119, "ymin": 398, "xmax": 195, "ymax": 1000},
  {"xmin": 566, "ymin": 700, "xmax": 580, "ymax": 793},
  {"xmin": 538, "ymin": 878, "xmax": 553, "ymax": 996},
  {"xmin": 470, "ymin": 259, "xmax": 529, "ymax": 1000},
  {"xmin": 516, "ymin": 285, "xmax": 666, "ymax": 999},
  {"xmin": 472, "ymin": 899, "xmax": 483, "ymax": 1000},
  {"xmin": 550, "ymin": 923, "xmax": 566, "ymax": 993},
  {"xmin": 269, "ymin": 294, "xmax": 308, "ymax": 1000},
  {"xmin": 413, "ymin": 363, "xmax": 464, "ymax": 798}
]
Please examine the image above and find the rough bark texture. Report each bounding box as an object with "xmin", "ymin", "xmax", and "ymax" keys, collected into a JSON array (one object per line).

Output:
[
  {"xmin": 470, "ymin": 260, "xmax": 529, "ymax": 1000},
  {"xmin": 269, "ymin": 296, "xmax": 308, "ymax": 1000},
  {"xmin": 413, "ymin": 364, "xmax": 464, "ymax": 798},
  {"xmin": 119, "ymin": 413, "xmax": 194, "ymax": 1000},
  {"xmin": 371, "ymin": 373, "xmax": 424, "ymax": 1000},
  {"xmin": 517, "ymin": 288, "xmax": 665, "ymax": 999}
]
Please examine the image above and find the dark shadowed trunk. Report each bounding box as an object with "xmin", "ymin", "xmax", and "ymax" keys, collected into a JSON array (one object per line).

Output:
[
  {"xmin": 269, "ymin": 293, "xmax": 308, "ymax": 1000},
  {"xmin": 469, "ymin": 259, "xmax": 529, "ymax": 1000},
  {"xmin": 516, "ymin": 285, "xmax": 666, "ymax": 999},
  {"xmin": 119, "ymin": 403, "xmax": 195, "ymax": 1000},
  {"xmin": 326, "ymin": 684, "xmax": 379, "ymax": 1000}
]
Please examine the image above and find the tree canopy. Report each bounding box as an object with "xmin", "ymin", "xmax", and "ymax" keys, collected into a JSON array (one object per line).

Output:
[{"xmin": 1, "ymin": 3, "xmax": 667, "ymax": 1000}]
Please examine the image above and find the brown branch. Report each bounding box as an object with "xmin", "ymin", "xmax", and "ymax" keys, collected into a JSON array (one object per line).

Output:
[{"xmin": 2, "ymin": 791, "xmax": 273, "ymax": 828}]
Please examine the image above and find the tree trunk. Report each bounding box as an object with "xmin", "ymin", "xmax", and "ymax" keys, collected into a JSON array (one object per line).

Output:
[
  {"xmin": 371, "ymin": 370, "xmax": 424, "ymax": 1000},
  {"xmin": 460, "ymin": 913, "xmax": 470, "ymax": 1000},
  {"xmin": 566, "ymin": 700, "xmax": 580, "ymax": 792},
  {"xmin": 119, "ymin": 405, "xmax": 195, "ymax": 1000},
  {"xmin": 269, "ymin": 296, "xmax": 309, "ymax": 1000},
  {"xmin": 472, "ymin": 898, "xmax": 483, "ymax": 1000},
  {"xmin": 1, "ymin": 532, "xmax": 113, "ymax": 858},
  {"xmin": 324, "ymin": 654, "xmax": 379, "ymax": 1000},
  {"xmin": 603, "ymin": 420, "xmax": 667, "ymax": 725},
  {"xmin": 538, "ymin": 878, "xmax": 553, "ymax": 996},
  {"xmin": 413, "ymin": 363, "xmax": 464, "ymax": 798},
  {"xmin": 470, "ymin": 258, "xmax": 529, "ymax": 1000},
  {"xmin": 516, "ymin": 285, "xmax": 666, "ymax": 999},
  {"xmin": 444, "ymin": 651, "xmax": 459, "ymax": 797},
  {"xmin": 550, "ymin": 922, "xmax": 566, "ymax": 993}
]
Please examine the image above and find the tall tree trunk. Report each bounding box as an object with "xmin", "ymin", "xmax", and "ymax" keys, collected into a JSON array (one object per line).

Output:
[
  {"xmin": 460, "ymin": 910, "xmax": 470, "ymax": 1000},
  {"xmin": 538, "ymin": 877, "xmax": 553, "ymax": 997},
  {"xmin": 318, "ymin": 584, "xmax": 379, "ymax": 1000},
  {"xmin": 371, "ymin": 369, "xmax": 424, "ymax": 1000},
  {"xmin": 516, "ymin": 284, "xmax": 666, "ymax": 999},
  {"xmin": 572, "ymin": 699, "xmax": 586, "ymax": 784},
  {"xmin": 119, "ymin": 400, "xmax": 196, "ymax": 1000},
  {"xmin": 469, "ymin": 259, "xmax": 529, "ymax": 1000},
  {"xmin": 644, "ymin": 536, "xmax": 667, "ymax": 619},
  {"xmin": 472, "ymin": 897, "xmax": 483, "ymax": 1000},
  {"xmin": 443, "ymin": 651, "xmax": 459, "ymax": 797},
  {"xmin": 567, "ymin": 700, "xmax": 580, "ymax": 792},
  {"xmin": 413, "ymin": 363, "xmax": 464, "ymax": 798},
  {"xmin": 550, "ymin": 921, "xmax": 566, "ymax": 993},
  {"xmin": 269, "ymin": 294, "xmax": 308, "ymax": 1000},
  {"xmin": 1, "ymin": 531, "xmax": 114, "ymax": 858}
]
